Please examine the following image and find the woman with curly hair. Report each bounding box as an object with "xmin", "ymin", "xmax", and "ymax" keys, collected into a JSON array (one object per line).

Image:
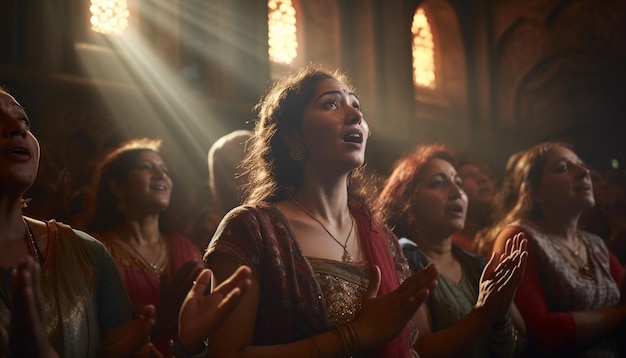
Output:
[
  {"xmin": 375, "ymin": 144, "xmax": 527, "ymax": 357},
  {"xmin": 198, "ymin": 67, "xmax": 439, "ymax": 357}
]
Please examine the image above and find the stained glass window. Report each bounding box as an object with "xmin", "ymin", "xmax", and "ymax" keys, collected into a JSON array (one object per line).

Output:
[
  {"xmin": 268, "ymin": 0, "xmax": 298, "ymax": 64},
  {"xmin": 90, "ymin": 0, "xmax": 130, "ymax": 34},
  {"xmin": 411, "ymin": 8, "xmax": 435, "ymax": 89}
]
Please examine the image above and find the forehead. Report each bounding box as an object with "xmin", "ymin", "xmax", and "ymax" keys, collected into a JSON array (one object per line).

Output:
[
  {"xmin": 136, "ymin": 150, "xmax": 163, "ymax": 162},
  {"xmin": 0, "ymin": 92, "xmax": 21, "ymax": 109},
  {"xmin": 545, "ymin": 145, "xmax": 579, "ymax": 164},
  {"xmin": 421, "ymin": 157, "xmax": 457, "ymax": 176},
  {"xmin": 312, "ymin": 78, "xmax": 353, "ymax": 97},
  {"xmin": 457, "ymin": 164, "xmax": 483, "ymax": 174}
]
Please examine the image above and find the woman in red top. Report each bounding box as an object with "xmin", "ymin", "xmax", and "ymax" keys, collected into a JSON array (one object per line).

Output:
[
  {"xmin": 487, "ymin": 142, "xmax": 626, "ymax": 356},
  {"xmin": 84, "ymin": 138, "xmax": 202, "ymax": 357}
]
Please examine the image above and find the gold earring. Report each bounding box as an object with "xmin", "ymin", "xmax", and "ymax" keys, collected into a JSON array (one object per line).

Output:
[
  {"xmin": 20, "ymin": 198, "xmax": 32, "ymax": 209},
  {"xmin": 289, "ymin": 142, "xmax": 305, "ymax": 161}
]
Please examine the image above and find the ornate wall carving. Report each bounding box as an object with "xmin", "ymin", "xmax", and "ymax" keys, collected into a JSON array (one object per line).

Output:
[{"xmin": 493, "ymin": 0, "xmax": 626, "ymax": 145}]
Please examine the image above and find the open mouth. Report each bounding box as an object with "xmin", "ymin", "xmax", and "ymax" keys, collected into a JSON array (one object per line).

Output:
[
  {"xmin": 150, "ymin": 184, "xmax": 168, "ymax": 192},
  {"xmin": 343, "ymin": 132, "xmax": 363, "ymax": 144},
  {"xmin": 445, "ymin": 203, "xmax": 464, "ymax": 214},
  {"xmin": 11, "ymin": 147, "xmax": 29, "ymax": 155},
  {"xmin": 2, "ymin": 145, "xmax": 31, "ymax": 160},
  {"xmin": 574, "ymin": 184, "xmax": 592, "ymax": 192}
]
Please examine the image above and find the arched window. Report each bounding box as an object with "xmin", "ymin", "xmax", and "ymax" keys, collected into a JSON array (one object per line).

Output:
[
  {"xmin": 89, "ymin": 0, "xmax": 130, "ymax": 35},
  {"xmin": 268, "ymin": 0, "xmax": 298, "ymax": 65},
  {"xmin": 411, "ymin": 7, "xmax": 435, "ymax": 89}
]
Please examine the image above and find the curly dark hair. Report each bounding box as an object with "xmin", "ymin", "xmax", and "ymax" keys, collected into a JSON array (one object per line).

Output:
[
  {"xmin": 241, "ymin": 66, "xmax": 370, "ymax": 206},
  {"xmin": 374, "ymin": 144, "xmax": 455, "ymax": 239},
  {"xmin": 84, "ymin": 138, "xmax": 163, "ymax": 232}
]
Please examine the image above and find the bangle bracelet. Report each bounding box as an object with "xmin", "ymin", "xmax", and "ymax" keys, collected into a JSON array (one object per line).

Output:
[
  {"xmin": 309, "ymin": 335, "xmax": 322, "ymax": 357},
  {"xmin": 336, "ymin": 323, "xmax": 363, "ymax": 357},
  {"xmin": 490, "ymin": 315, "xmax": 512, "ymax": 331},
  {"xmin": 345, "ymin": 323, "xmax": 362, "ymax": 357},
  {"xmin": 336, "ymin": 324, "xmax": 351, "ymax": 357},
  {"xmin": 170, "ymin": 339, "xmax": 209, "ymax": 358}
]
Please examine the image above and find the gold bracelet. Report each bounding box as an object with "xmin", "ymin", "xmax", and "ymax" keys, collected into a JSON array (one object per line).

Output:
[
  {"xmin": 345, "ymin": 323, "xmax": 362, "ymax": 357},
  {"xmin": 336, "ymin": 324, "xmax": 355, "ymax": 357},
  {"xmin": 309, "ymin": 335, "xmax": 322, "ymax": 357},
  {"xmin": 335, "ymin": 326, "xmax": 347, "ymax": 357}
]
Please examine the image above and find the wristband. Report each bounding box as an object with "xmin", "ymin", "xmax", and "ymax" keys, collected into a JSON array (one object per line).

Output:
[
  {"xmin": 170, "ymin": 339, "xmax": 209, "ymax": 358},
  {"xmin": 490, "ymin": 315, "xmax": 512, "ymax": 331}
]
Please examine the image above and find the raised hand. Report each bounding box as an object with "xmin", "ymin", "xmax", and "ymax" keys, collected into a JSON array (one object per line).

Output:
[
  {"xmin": 353, "ymin": 264, "xmax": 439, "ymax": 349},
  {"xmin": 10, "ymin": 256, "xmax": 59, "ymax": 358},
  {"xmin": 157, "ymin": 260, "xmax": 204, "ymax": 335},
  {"xmin": 177, "ymin": 266, "xmax": 253, "ymax": 352},
  {"xmin": 475, "ymin": 233, "xmax": 528, "ymax": 323}
]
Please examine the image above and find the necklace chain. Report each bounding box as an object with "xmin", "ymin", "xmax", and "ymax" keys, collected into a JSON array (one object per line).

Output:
[
  {"xmin": 292, "ymin": 199, "xmax": 354, "ymax": 262},
  {"xmin": 551, "ymin": 232, "xmax": 594, "ymax": 280},
  {"xmin": 119, "ymin": 236, "xmax": 165, "ymax": 278},
  {"xmin": 22, "ymin": 218, "xmax": 44, "ymax": 266}
]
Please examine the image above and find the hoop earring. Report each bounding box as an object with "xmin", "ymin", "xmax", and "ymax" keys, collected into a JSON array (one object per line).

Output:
[{"xmin": 289, "ymin": 142, "xmax": 305, "ymax": 161}]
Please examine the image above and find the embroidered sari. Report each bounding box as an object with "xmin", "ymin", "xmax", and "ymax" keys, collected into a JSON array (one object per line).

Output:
[
  {"xmin": 0, "ymin": 219, "xmax": 132, "ymax": 357},
  {"xmin": 513, "ymin": 220, "xmax": 622, "ymax": 357},
  {"xmin": 205, "ymin": 202, "xmax": 416, "ymax": 357},
  {"xmin": 94, "ymin": 232, "xmax": 202, "ymax": 357}
]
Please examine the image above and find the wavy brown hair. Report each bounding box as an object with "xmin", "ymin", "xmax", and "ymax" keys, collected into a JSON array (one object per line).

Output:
[
  {"xmin": 84, "ymin": 138, "xmax": 163, "ymax": 232},
  {"xmin": 475, "ymin": 141, "xmax": 571, "ymax": 255},
  {"xmin": 241, "ymin": 66, "xmax": 370, "ymax": 207},
  {"xmin": 374, "ymin": 144, "xmax": 455, "ymax": 239}
]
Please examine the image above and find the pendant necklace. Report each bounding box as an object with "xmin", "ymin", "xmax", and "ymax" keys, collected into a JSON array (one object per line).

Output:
[
  {"xmin": 551, "ymin": 232, "xmax": 594, "ymax": 280},
  {"xmin": 292, "ymin": 198, "xmax": 354, "ymax": 262},
  {"xmin": 120, "ymin": 236, "xmax": 165, "ymax": 278}
]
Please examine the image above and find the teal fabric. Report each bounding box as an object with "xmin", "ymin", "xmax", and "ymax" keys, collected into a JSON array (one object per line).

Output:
[{"xmin": 402, "ymin": 240, "xmax": 498, "ymax": 357}]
